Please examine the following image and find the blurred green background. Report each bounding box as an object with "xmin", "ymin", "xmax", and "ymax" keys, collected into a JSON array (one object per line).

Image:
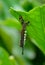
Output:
[{"xmin": 0, "ymin": 0, "xmax": 45, "ymax": 65}]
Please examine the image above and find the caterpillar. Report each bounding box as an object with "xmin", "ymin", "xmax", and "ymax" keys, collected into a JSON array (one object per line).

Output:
[{"xmin": 19, "ymin": 16, "xmax": 29, "ymax": 55}]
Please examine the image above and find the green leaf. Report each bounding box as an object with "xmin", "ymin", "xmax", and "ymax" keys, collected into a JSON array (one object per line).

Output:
[
  {"xmin": 0, "ymin": 28, "xmax": 31, "ymax": 65},
  {"xmin": 0, "ymin": 47, "xmax": 19, "ymax": 65},
  {"xmin": 0, "ymin": 47, "xmax": 13, "ymax": 65},
  {"xmin": 0, "ymin": 18, "xmax": 22, "ymax": 31},
  {"xmin": 0, "ymin": 19, "xmax": 33, "ymax": 65},
  {"xmin": 9, "ymin": 7, "xmax": 30, "ymax": 22},
  {"xmin": 0, "ymin": 18, "xmax": 22, "ymax": 53},
  {"xmin": 0, "ymin": 27, "xmax": 13, "ymax": 53},
  {"xmin": 28, "ymin": 5, "xmax": 45, "ymax": 54},
  {"xmin": 10, "ymin": 5, "xmax": 45, "ymax": 54}
]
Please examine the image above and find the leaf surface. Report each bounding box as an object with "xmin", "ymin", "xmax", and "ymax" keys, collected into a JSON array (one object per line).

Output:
[{"xmin": 10, "ymin": 5, "xmax": 45, "ymax": 54}]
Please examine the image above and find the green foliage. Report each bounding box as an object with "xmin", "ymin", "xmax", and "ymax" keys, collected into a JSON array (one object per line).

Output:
[
  {"xmin": 0, "ymin": 0, "xmax": 45, "ymax": 65},
  {"xmin": 10, "ymin": 5, "xmax": 45, "ymax": 54},
  {"xmin": 0, "ymin": 47, "xmax": 13, "ymax": 65}
]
